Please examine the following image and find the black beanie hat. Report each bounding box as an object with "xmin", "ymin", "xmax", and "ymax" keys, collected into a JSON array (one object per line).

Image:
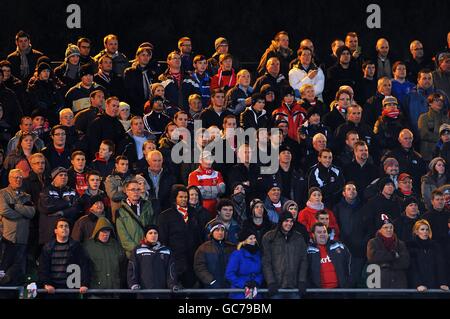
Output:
[
  {"xmin": 88, "ymin": 195, "xmax": 104, "ymax": 208},
  {"xmin": 37, "ymin": 62, "xmax": 51, "ymax": 75},
  {"xmin": 143, "ymin": 224, "xmax": 159, "ymax": 236},
  {"xmin": 377, "ymin": 177, "xmax": 395, "ymax": 192},
  {"xmin": 306, "ymin": 106, "xmax": 321, "ymax": 119},
  {"xmin": 251, "ymin": 93, "xmax": 265, "ymax": 105},
  {"xmin": 79, "ymin": 64, "xmax": 94, "ymax": 77},
  {"xmin": 401, "ymin": 196, "xmax": 418, "ymax": 212},
  {"xmin": 281, "ymin": 85, "xmax": 295, "ymax": 97},
  {"xmin": 238, "ymin": 229, "xmax": 257, "ymax": 242},
  {"xmin": 278, "ymin": 211, "xmax": 294, "ymax": 224},
  {"xmin": 336, "ymin": 45, "xmax": 351, "ymax": 60}
]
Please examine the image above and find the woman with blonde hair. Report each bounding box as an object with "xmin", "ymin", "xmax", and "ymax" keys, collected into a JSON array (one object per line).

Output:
[{"xmin": 406, "ymin": 219, "xmax": 449, "ymax": 291}]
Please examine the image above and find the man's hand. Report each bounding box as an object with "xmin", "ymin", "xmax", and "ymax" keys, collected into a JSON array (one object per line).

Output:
[
  {"xmin": 79, "ymin": 286, "xmax": 88, "ymax": 294},
  {"xmin": 245, "ymin": 97, "xmax": 252, "ymax": 106},
  {"xmin": 45, "ymin": 285, "xmax": 55, "ymax": 294},
  {"xmin": 131, "ymin": 284, "xmax": 140, "ymax": 290},
  {"xmin": 307, "ymin": 69, "xmax": 318, "ymax": 79},
  {"xmin": 417, "ymin": 285, "xmax": 427, "ymax": 292}
]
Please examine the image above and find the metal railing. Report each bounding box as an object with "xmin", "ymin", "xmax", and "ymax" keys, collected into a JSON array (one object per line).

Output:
[{"xmin": 1, "ymin": 286, "xmax": 450, "ymax": 298}]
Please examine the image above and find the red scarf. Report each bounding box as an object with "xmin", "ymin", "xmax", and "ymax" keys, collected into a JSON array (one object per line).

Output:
[
  {"xmin": 217, "ymin": 68, "xmax": 236, "ymax": 88},
  {"xmin": 177, "ymin": 205, "xmax": 189, "ymax": 223},
  {"xmin": 171, "ymin": 72, "xmax": 182, "ymax": 87},
  {"xmin": 382, "ymin": 109, "xmax": 400, "ymax": 119},
  {"xmin": 377, "ymin": 231, "xmax": 397, "ymax": 252}
]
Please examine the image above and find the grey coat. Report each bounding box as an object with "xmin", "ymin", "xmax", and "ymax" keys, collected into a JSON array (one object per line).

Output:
[{"xmin": 0, "ymin": 186, "xmax": 35, "ymax": 244}]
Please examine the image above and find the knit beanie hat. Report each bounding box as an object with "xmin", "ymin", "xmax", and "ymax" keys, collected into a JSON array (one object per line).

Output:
[
  {"xmin": 383, "ymin": 157, "xmax": 399, "ymax": 171},
  {"xmin": 65, "ymin": 43, "xmax": 81, "ymax": 60},
  {"xmin": 336, "ymin": 45, "xmax": 351, "ymax": 60},
  {"xmin": 79, "ymin": 64, "xmax": 94, "ymax": 77},
  {"xmin": 37, "ymin": 62, "xmax": 51, "ymax": 75},
  {"xmin": 378, "ymin": 177, "xmax": 395, "ymax": 192},
  {"xmin": 238, "ymin": 229, "xmax": 257, "ymax": 242},
  {"xmin": 215, "ymin": 37, "xmax": 228, "ymax": 51},
  {"xmin": 143, "ymin": 224, "xmax": 159, "ymax": 236},
  {"xmin": 282, "ymin": 200, "xmax": 298, "ymax": 213},
  {"xmin": 308, "ymin": 187, "xmax": 322, "ymax": 198}
]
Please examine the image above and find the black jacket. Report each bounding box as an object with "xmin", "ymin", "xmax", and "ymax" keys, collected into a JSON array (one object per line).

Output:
[
  {"xmin": 7, "ymin": 48, "xmax": 44, "ymax": 82},
  {"xmin": 123, "ymin": 64, "xmax": 157, "ymax": 115},
  {"xmin": 74, "ymin": 106, "xmax": 102, "ymax": 134},
  {"xmin": 87, "ymin": 114, "xmax": 126, "ymax": 158},
  {"xmin": 362, "ymin": 193, "xmax": 401, "ymax": 240},
  {"xmin": 393, "ymin": 215, "xmax": 420, "ymax": 243},
  {"xmin": 127, "ymin": 242, "xmax": 177, "ymax": 289},
  {"xmin": 94, "ymin": 72, "xmax": 124, "ymax": 100},
  {"xmin": 41, "ymin": 143, "xmax": 72, "ymax": 170},
  {"xmin": 253, "ymin": 72, "xmax": 288, "ymax": 107},
  {"xmin": 322, "ymin": 108, "xmax": 347, "ymax": 133},
  {"xmin": 307, "ymin": 241, "xmax": 351, "ymax": 288},
  {"xmin": 158, "ymin": 69, "xmax": 192, "ymax": 110},
  {"xmin": 157, "ymin": 205, "xmax": 202, "ymax": 276},
  {"xmin": 140, "ymin": 168, "xmax": 177, "ymax": 216},
  {"xmin": 38, "ymin": 185, "xmax": 81, "ymax": 244},
  {"xmin": 241, "ymin": 217, "xmax": 274, "ymax": 245},
  {"xmin": 423, "ymin": 208, "xmax": 450, "ymax": 246},
  {"xmin": 26, "ymin": 79, "xmax": 65, "ymax": 119},
  {"xmin": 199, "ymin": 106, "xmax": 233, "ymax": 130},
  {"xmin": 0, "ymin": 84, "xmax": 23, "ymax": 130},
  {"xmin": 362, "ymin": 92, "xmax": 385, "ymax": 129},
  {"xmin": 38, "ymin": 238, "xmax": 90, "ymax": 288},
  {"xmin": 240, "ymin": 107, "xmax": 269, "ymax": 130},
  {"xmin": 326, "ymin": 63, "xmax": 362, "ymax": 105},
  {"xmin": 343, "ymin": 160, "xmax": 380, "ymax": 195},
  {"xmin": 307, "ymin": 162, "xmax": 345, "ymax": 207}
]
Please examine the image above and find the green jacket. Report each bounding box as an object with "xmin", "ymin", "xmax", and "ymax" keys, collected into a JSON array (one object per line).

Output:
[
  {"xmin": 418, "ymin": 108, "xmax": 450, "ymax": 161},
  {"xmin": 116, "ymin": 199, "xmax": 155, "ymax": 258},
  {"xmin": 83, "ymin": 217, "xmax": 126, "ymax": 289}
]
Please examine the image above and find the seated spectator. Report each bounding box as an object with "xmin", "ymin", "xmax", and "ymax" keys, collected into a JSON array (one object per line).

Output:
[
  {"xmin": 127, "ymin": 225, "xmax": 179, "ymax": 298},
  {"xmin": 116, "ymin": 179, "xmax": 155, "ymax": 258},
  {"xmin": 422, "ymin": 157, "xmax": 448, "ymax": 210},
  {"xmin": 143, "ymin": 96, "xmax": 171, "ymax": 140},
  {"xmin": 360, "ymin": 60, "xmax": 377, "ymax": 104},
  {"xmin": 323, "ymin": 89, "xmax": 351, "ymax": 133},
  {"xmin": 38, "ymin": 218, "xmax": 89, "ymax": 296},
  {"xmin": 73, "ymin": 89, "xmax": 105, "ymax": 135},
  {"xmin": 418, "ymin": 93, "xmax": 450, "ymax": 161},
  {"xmin": 199, "ymin": 88, "xmax": 232, "ymax": 130},
  {"xmin": 54, "ymin": 44, "xmax": 81, "ymax": 93},
  {"xmin": 307, "ymin": 223, "xmax": 351, "ymax": 288},
  {"xmin": 423, "ymin": 189, "xmax": 450, "ymax": 248},
  {"xmin": 78, "ymin": 170, "xmax": 110, "ymax": 215},
  {"xmin": 393, "ymin": 173, "xmax": 424, "ymax": 212},
  {"xmin": 225, "ymin": 229, "xmax": 263, "ymax": 299},
  {"xmin": 315, "ymin": 210, "xmax": 340, "ymax": 241},
  {"xmin": 58, "ymin": 108, "xmax": 84, "ymax": 154},
  {"xmin": 406, "ymin": 219, "xmax": 449, "ymax": 291},
  {"xmin": 93, "ymin": 34, "xmax": 129, "ymax": 78},
  {"xmin": 282, "ymin": 200, "xmax": 309, "ymax": 244},
  {"xmin": 253, "ymin": 57, "xmax": 289, "ymax": 107},
  {"xmin": 432, "ymin": 52, "xmax": 450, "ymax": 99},
  {"xmin": 366, "ymin": 215, "xmax": 410, "ymax": 288},
  {"xmin": 391, "ymin": 61, "xmax": 415, "ymax": 104},
  {"xmin": 118, "ymin": 102, "xmax": 132, "ymax": 132},
  {"xmin": 210, "ymin": 53, "xmax": 236, "ymax": 94},
  {"xmin": 7, "ymin": 116, "xmax": 44, "ymax": 155},
  {"xmin": 225, "ymin": 69, "xmax": 253, "ymax": 115},
  {"xmin": 117, "ymin": 116, "xmax": 155, "ymax": 165},
  {"xmin": 67, "ymin": 151, "xmax": 88, "ymax": 196},
  {"xmin": 94, "ymin": 54, "xmax": 125, "ymax": 99},
  {"xmin": 205, "ymin": 198, "xmax": 241, "ymax": 245},
  {"xmin": 263, "ymin": 179, "xmax": 288, "ymax": 224},
  {"xmin": 187, "ymin": 185, "xmax": 212, "ymax": 231},
  {"xmin": 362, "ymin": 77, "xmax": 392, "ymax": 129},
  {"xmin": 335, "ymin": 131, "xmax": 359, "ymax": 167},
  {"xmin": 432, "ymin": 124, "xmax": 450, "ymax": 159},
  {"xmin": 299, "ymin": 84, "xmax": 328, "ymax": 116}
]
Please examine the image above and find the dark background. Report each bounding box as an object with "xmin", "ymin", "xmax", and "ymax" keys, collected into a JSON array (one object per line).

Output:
[{"xmin": 1, "ymin": 0, "xmax": 449, "ymax": 70}]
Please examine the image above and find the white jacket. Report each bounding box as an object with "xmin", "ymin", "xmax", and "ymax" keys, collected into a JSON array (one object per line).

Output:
[{"xmin": 289, "ymin": 66, "xmax": 325, "ymax": 100}]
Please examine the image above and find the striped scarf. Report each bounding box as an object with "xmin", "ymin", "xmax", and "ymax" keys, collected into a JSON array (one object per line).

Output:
[{"xmin": 177, "ymin": 205, "xmax": 189, "ymax": 223}]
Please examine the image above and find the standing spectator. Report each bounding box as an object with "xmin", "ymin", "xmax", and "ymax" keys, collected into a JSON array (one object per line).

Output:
[
  {"xmin": 299, "ymin": 84, "xmax": 328, "ymax": 116},
  {"xmin": 422, "ymin": 157, "xmax": 448, "ymax": 210},
  {"xmin": 54, "ymin": 44, "xmax": 81, "ymax": 93},
  {"xmin": 240, "ymin": 93, "xmax": 269, "ymax": 130},
  {"xmin": 67, "ymin": 151, "xmax": 88, "ymax": 196},
  {"xmin": 199, "ymin": 88, "xmax": 232, "ymax": 130},
  {"xmin": 41, "ymin": 125, "xmax": 71, "ymax": 170},
  {"xmin": 205, "ymin": 199, "xmax": 241, "ymax": 245},
  {"xmin": 188, "ymin": 150, "xmax": 225, "ymax": 217},
  {"xmin": 257, "ymin": 31, "xmax": 295, "ymax": 78},
  {"xmin": 123, "ymin": 46, "xmax": 156, "ymax": 115},
  {"xmin": 391, "ymin": 61, "xmax": 415, "ymax": 104},
  {"xmin": 210, "ymin": 53, "xmax": 237, "ymax": 93},
  {"xmin": 0, "ymin": 169, "xmax": 35, "ymax": 282},
  {"xmin": 71, "ymin": 195, "xmax": 108, "ymax": 243},
  {"xmin": 73, "ymin": 90, "xmax": 105, "ymax": 135},
  {"xmin": 393, "ymin": 197, "xmax": 421, "ymax": 243},
  {"xmin": 423, "ymin": 189, "xmax": 450, "ymax": 248},
  {"xmin": 362, "ymin": 77, "xmax": 392, "ymax": 129},
  {"xmin": 307, "ymin": 148, "xmax": 345, "ymax": 207},
  {"xmin": 87, "ymin": 96, "xmax": 126, "ymax": 158},
  {"xmin": 366, "ymin": 215, "xmax": 410, "ymax": 288},
  {"xmin": 307, "ymin": 223, "xmax": 351, "ymax": 288},
  {"xmin": 90, "ymin": 140, "xmax": 115, "ymax": 179},
  {"xmin": 0, "ymin": 69, "xmax": 23, "ymax": 133},
  {"xmin": 78, "ymin": 170, "xmax": 110, "ymax": 215},
  {"xmin": 38, "ymin": 218, "xmax": 89, "ymax": 295},
  {"xmin": 38, "ymin": 167, "xmax": 81, "ymax": 245},
  {"xmin": 116, "ymin": 179, "xmax": 155, "ymax": 258},
  {"xmin": 94, "ymin": 55, "xmax": 124, "ymax": 99},
  {"xmin": 158, "ymin": 185, "xmax": 202, "ymax": 288},
  {"xmin": 6, "ymin": 31, "xmax": 43, "ymax": 82},
  {"xmin": 77, "ymin": 38, "xmax": 96, "ymax": 69},
  {"xmin": 282, "ymin": 200, "xmax": 309, "ymax": 244},
  {"xmin": 253, "ymin": 57, "xmax": 289, "ymax": 107},
  {"xmin": 194, "ymin": 221, "xmax": 236, "ymax": 295},
  {"xmin": 104, "ymin": 156, "xmax": 133, "ymax": 222},
  {"xmin": 178, "ymin": 37, "xmax": 194, "ymax": 73},
  {"xmin": 189, "ymin": 55, "xmax": 210, "ymax": 108},
  {"xmin": 84, "ymin": 217, "xmax": 126, "ymax": 292},
  {"xmin": 262, "ymin": 212, "xmax": 308, "ymax": 299},
  {"xmin": 418, "ymin": 93, "xmax": 450, "ymax": 161},
  {"xmin": 323, "ymin": 89, "xmax": 351, "ymax": 133},
  {"xmin": 432, "ymin": 124, "xmax": 450, "ymax": 159},
  {"xmin": 241, "ymin": 198, "xmax": 274, "ymax": 245},
  {"xmin": 360, "ymin": 60, "xmax": 377, "ymax": 104},
  {"xmin": 187, "ymin": 185, "xmax": 212, "ymax": 231},
  {"xmin": 263, "ymin": 179, "xmax": 288, "ymax": 224},
  {"xmin": 225, "ymin": 229, "xmax": 263, "ymax": 299},
  {"xmin": 225, "ymin": 69, "xmax": 253, "ymax": 115},
  {"xmin": 93, "ymin": 34, "xmax": 129, "ymax": 78},
  {"xmin": 406, "ymin": 219, "xmax": 449, "ymax": 291},
  {"xmin": 117, "ymin": 116, "xmax": 155, "ymax": 165},
  {"xmin": 373, "ymin": 38, "xmax": 394, "ymax": 79},
  {"xmin": 3, "ymin": 132, "xmax": 36, "ymax": 178},
  {"xmin": 289, "ymin": 47, "xmax": 325, "ymax": 101},
  {"xmin": 405, "ymin": 40, "xmax": 434, "ymax": 83},
  {"xmin": 58, "ymin": 108, "xmax": 83, "ymax": 154},
  {"xmin": 432, "ymin": 52, "xmax": 450, "ymax": 98},
  {"xmin": 127, "ymin": 225, "xmax": 178, "ymax": 298},
  {"xmin": 142, "ymin": 96, "xmax": 171, "ymax": 139}
]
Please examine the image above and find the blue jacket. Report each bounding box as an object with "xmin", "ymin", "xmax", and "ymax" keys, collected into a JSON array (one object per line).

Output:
[
  {"xmin": 263, "ymin": 196, "xmax": 288, "ymax": 224},
  {"xmin": 225, "ymin": 247, "xmax": 263, "ymax": 299}
]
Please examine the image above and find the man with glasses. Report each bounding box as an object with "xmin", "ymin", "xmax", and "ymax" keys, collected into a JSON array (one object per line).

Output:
[
  {"xmin": 77, "ymin": 37, "xmax": 96, "ymax": 70},
  {"xmin": 178, "ymin": 37, "xmax": 194, "ymax": 73},
  {"xmin": 0, "ymin": 169, "xmax": 35, "ymax": 284},
  {"xmin": 405, "ymin": 40, "xmax": 433, "ymax": 83},
  {"xmin": 116, "ymin": 179, "xmax": 155, "ymax": 258},
  {"xmin": 41, "ymin": 125, "xmax": 71, "ymax": 170}
]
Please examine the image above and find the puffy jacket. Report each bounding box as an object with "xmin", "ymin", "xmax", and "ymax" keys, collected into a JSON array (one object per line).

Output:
[
  {"xmin": 225, "ymin": 246, "xmax": 263, "ymax": 299},
  {"xmin": 262, "ymin": 227, "xmax": 308, "ymax": 288},
  {"xmin": 289, "ymin": 65, "xmax": 325, "ymax": 100},
  {"xmin": 272, "ymin": 102, "xmax": 307, "ymax": 141},
  {"xmin": 194, "ymin": 239, "xmax": 236, "ymax": 288},
  {"xmin": 307, "ymin": 240, "xmax": 351, "ymax": 288},
  {"xmin": 298, "ymin": 205, "xmax": 340, "ymax": 240}
]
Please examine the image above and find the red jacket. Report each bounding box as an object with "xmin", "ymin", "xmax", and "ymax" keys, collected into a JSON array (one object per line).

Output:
[
  {"xmin": 298, "ymin": 206, "xmax": 340, "ymax": 240},
  {"xmin": 272, "ymin": 102, "xmax": 307, "ymax": 141},
  {"xmin": 210, "ymin": 68, "xmax": 236, "ymax": 93}
]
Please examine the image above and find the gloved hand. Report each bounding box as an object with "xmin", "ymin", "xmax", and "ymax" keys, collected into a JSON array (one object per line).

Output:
[
  {"xmin": 26, "ymin": 282, "xmax": 37, "ymax": 299},
  {"xmin": 298, "ymin": 281, "xmax": 307, "ymax": 295},
  {"xmin": 267, "ymin": 283, "xmax": 279, "ymax": 297},
  {"xmin": 130, "ymin": 284, "xmax": 141, "ymax": 290},
  {"xmin": 245, "ymin": 280, "xmax": 257, "ymax": 289}
]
